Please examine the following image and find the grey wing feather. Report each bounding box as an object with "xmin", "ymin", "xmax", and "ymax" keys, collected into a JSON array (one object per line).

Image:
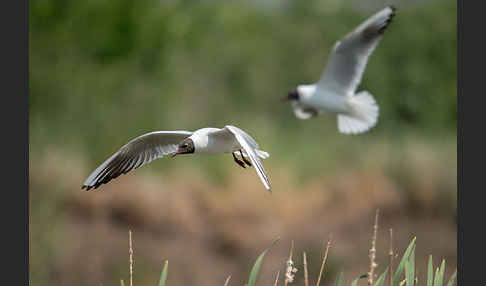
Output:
[
  {"xmin": 317, "ymin": 6, "xmax": 396, "ymax": 96},
  {"xmin": 82, "ymin": 131, "xmax": 192, "ymax": 190},
  {"xmin": 224, "ymin": 126, "xmax": 271, "ymax": 191}
]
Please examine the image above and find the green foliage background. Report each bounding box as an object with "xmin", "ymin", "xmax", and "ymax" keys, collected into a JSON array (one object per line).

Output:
[{"xmin": 30, "ymin": 0, "xmax": 456, "ymax": 177}]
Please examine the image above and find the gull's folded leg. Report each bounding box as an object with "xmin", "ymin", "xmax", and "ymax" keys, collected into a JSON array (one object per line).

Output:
[
  {"xmin": 240, "ymin": 150, "xmax": 252, "ymax": 167},
  {"xmin": 232, "ymin": 152, "xmax": 246, "ymax": 168}
]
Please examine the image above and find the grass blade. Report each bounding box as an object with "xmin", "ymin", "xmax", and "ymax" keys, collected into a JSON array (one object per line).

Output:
[
  {"xmin": 389, "ymin": 229, "xmax": 394, "ymax": 286},
  {"xmin": 128, "ymin": 230, "xmax": 134, "ymax": 286},
  {"xmin": 392, "ymin": 237, "xmax": 416, "ymax": 286},
  {"xmin": 284, "ymin": 241, "xmax": 295, "ymax": 286},
  {"xmin": 435, "ymin": 260, "xmax": 446, "ymax": 286},
  {"xmin": 120, "ymin": 279, "xmax": 125, "ymax": 286},
  {"xmin": 351, "ymin": 274, "xmax": 368, "ymax": 286},
  {"xmin": 446, "ymin": 270, "xmax": 457, "ymax": 286},
  {"xmin": 427, "ymin": 256, "xmax": 433, "ymax": 286},
  {"xmin": 406, "ymin": 246, "xmax": 416, "ymax": 286},
  {"xmin": 368, "ymin": 209, "xmax": 380, "ymax": 286},
  {"xmin": 303, "ymin": 252, "xmax": 309, "ymax": 286},
  {"xmin": 223, "ymin": 275, "xmax": 232, "ymax": 286},
  {"xmin": 374, "ymin": 268, "xmax": 389, "ymax": 286},
  {"xmin": 433, "ymin": 267, "xmax": 440, "ymax": 286},
  {"xmin": 248, "ymin": 249, "xmax": 268, "ymax": 286},
  {"xmin": 316, "ymin": 235, "xmax": 332, "ymax": 286},
  {"xmin": 405, "ymin": 260, "xmax": 413, "ymax": 286},
  {"xmin": 159, "ymin": 260, "xmax": 168, "ymax": 286},
  {"xmin": 335, "ymin": 271, "xmax": 344, "ymax": 286},
  {"xmin": 273, "ymin": 271, "xmax": 280, "ymax": 286}
]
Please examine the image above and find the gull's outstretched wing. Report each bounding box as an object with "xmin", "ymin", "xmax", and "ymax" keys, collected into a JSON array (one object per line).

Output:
[
  {"xmin": 215, "ymin": 125, "xmax": 271, "ymax": 191},
  {"xmin": 82, "ymin": 131, "xmax": 193, "ymax": 190},
  {"xmin": 317, "ymin": 6, "xmax": 396, "ymax": 96}
]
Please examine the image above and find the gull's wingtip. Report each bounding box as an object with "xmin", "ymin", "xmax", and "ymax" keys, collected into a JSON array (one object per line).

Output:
[
  {"xmin": 81, "ymin": 183, "xmax": 95, "ymax": 191},
  {"xmin": 386, "ymin": 5, "xmax": 397, "ymax": 21}
]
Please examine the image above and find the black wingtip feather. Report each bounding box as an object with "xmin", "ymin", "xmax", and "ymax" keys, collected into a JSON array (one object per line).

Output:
[{"xmin": 82, "ymin": 185, "xmax": 93, "ymax": 191}]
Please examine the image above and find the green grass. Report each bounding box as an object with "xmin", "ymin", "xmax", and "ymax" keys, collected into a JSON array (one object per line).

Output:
[
  {"xmin": 158, "ymin": 260, "xmax": 168, "ymax": 286},
  {"xmin": 120, "ymin": 218, "xmax": 457, "ymax": 286}
]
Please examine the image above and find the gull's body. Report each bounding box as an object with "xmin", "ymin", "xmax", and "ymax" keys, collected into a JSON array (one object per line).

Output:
[
  {"xmin": 283, "ymin": 6, "xmax": 396, "ymax": 134},
  {"xmin": 191, "ymin": 128, "xmax": 242, "ymax": 154},
  {"xmin": 82, "ymin": 125, "xmax": 271, "ymax": 191}
]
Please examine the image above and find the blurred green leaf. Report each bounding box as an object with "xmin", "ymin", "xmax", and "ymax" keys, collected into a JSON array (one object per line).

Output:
[
  {"xmin": 374, "ymin": 268, "xmax": 388, "ymax": 286},
  {"xmin": 446, "ymin": 269, "xmax": 457, "ymax": 286},
  {"xmin": 392, "ymin": 237, "xmax": 416, "ymax": 286},
  {"xmin": 405, "ymin": 246, "xmax": 416, "ymax": 286},
  {"xmin": 405, "ymin": 260, "xmax": 414, "ymax": 286},
  {"xmin": 427, "ymin": 255, "xmax": 433, "ymax": 286},
  {"xmin": 433, "ymin": 268, "xmax": 440, "ymax": 286},
  {"xmin": 335, "ymin": 271, "xmax": 344, "ymax": 286},
  {"xmin": 247, "ymin": 249, "xmax": 268, "ymax": 286},
  {"xmin": 351, "ymin": 274, "xmax": 368, "ymax": 286},
  {"xmin": 434, "ymin": 260, "xmax": 446, "ymax": 286},
  {"xmin": 159, "ymin": 260, "xmax": 169, "ymax": 286}
]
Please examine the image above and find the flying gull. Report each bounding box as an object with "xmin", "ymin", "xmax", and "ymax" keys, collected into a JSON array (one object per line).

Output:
[
  {"xmin": 82, "ymin": 125, "xmax": 271, "ymax": 191},
  {"xmin": 282, "ymin": 6, "xmax": 396, "ymax": 134}
]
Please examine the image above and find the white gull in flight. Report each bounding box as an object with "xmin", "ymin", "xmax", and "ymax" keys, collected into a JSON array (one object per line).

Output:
[
  {"xmin": 282, "ymin": 6, "xmax": 396, "ymax": 134},
  {"xmin": 82, "ymin": 125, "xmax": 271, "ymax": 191}
]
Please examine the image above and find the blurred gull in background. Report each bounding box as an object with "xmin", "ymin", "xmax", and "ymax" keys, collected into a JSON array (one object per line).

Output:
[
  {"xmin": 82, "ymin": 125, "xmax": 271, "ymax": 191},
  {"xmin": 282, "ymin": 6, "xmax": 396, "ymax": 134}
]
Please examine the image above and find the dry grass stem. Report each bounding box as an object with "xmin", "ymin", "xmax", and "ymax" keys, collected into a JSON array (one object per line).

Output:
[
  {"xmin": 368, "ymin": 209, "xmax": 380, "ymax": 286},
  {"xmin": 274, "ymin": 270, "xmax": 280, "ymax": 286},
  {"xmin": 389, "ymin": 228, "xmax": 394, "ymax": 286},
  {"xmin": 303, "ymin": 252, "xmax": 309, "ymax": 286},
  {"xmin": 284, "ymin": 240, "xmax": 297, "ymax": 285},
  {"xmin": 223, "ymin": 275, "xmax": 231, "ymax": 286},
  {"xmin": 129, "ymin": 230, "xmax": 134, "ymax": 286},
  {"xmin": 316, "ymin": 234, "xmax": 332, "ymax": 286}
]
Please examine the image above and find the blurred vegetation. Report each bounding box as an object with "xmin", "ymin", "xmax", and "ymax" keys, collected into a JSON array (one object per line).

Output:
[{"xmin": 30, "ymin": 0, "xmax": 456, "ymax": 180}]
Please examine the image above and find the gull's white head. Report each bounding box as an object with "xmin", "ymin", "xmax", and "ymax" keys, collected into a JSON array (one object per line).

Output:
[{"xmin": 281, "ymin": 85, "xmax": 316, "ymax": 102}]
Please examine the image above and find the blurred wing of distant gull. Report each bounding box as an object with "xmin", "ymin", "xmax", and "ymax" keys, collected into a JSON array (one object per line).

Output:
[{"xmin": 317, "ymin": 6, "xmax": 396, "ymax": 96}]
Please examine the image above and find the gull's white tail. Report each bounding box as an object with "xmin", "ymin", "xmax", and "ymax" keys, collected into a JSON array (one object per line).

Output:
[{"xmin": 337, "ymin": 91, "xmax": 379, "ymax": 134}]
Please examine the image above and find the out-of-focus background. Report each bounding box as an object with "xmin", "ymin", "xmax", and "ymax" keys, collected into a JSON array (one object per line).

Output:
[{"xmin": 30, "ymin": 0, "xmax": 456, "ymax": 285}]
